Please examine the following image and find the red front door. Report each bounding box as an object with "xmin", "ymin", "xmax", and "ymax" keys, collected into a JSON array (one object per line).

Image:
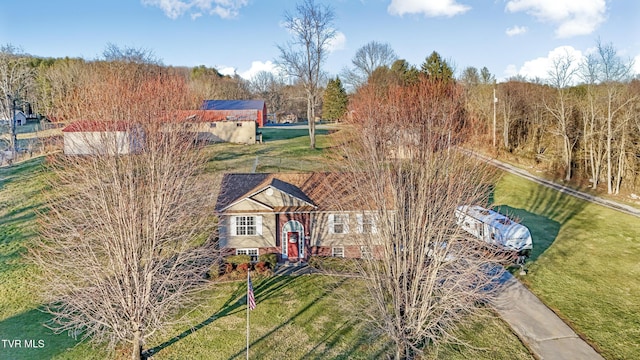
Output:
[{"xmin": 287, "ymin": 232, "xmax": 299, "ymax": 259}]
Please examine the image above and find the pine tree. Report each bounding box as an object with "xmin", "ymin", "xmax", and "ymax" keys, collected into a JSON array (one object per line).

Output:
[
  {"xmin": 322, "ymin": 76, "xmax": 348, "ymax": 121},
  {"xmin": 420, "ymin": 51, "xmax": 454, "ymax": 83}
]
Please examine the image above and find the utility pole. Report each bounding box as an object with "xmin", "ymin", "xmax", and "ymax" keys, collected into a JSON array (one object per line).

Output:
[
  {"xmin": 492, "ymin": 87, "xmax": 497, "ymax": 148},
  {"xmin": 6, "ymin": 94, "xmax": 18, "ymax": 161}
]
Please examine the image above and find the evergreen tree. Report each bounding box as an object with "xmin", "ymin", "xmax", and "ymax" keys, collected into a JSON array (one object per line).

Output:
[
  {"xmin": 322, "ymin": 76, "xmax": 348, "ymax": 121},
  {"xmin": 391, "ymin": 59, "xmax": 420, "ymax": 85},
  {"xmin": 420, "ymin": 51, "xmax": 454, "ymax": 82}
]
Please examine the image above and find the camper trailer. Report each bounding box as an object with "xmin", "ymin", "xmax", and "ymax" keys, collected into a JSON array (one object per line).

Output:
[{"xmin": 455, "ymin": 205, "xmax": 532, "ymax": 262}]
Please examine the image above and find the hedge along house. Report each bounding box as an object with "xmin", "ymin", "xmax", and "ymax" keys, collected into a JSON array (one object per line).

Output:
[
  {"xmin": 215, "ymin": 173, "xmax": 382, "ymax": 263},
  {"xmin": 62, "ymin": 120, "xmax": 143, "ymax": 155}
]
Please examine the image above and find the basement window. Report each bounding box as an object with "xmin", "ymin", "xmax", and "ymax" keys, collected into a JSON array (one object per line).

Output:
[
  {"xmin": 332, "ymin": 247, "xmax": 344, "ymax": 258},
  {"xmin": 236, "ymin": 248, "xmax": 259, "ymax": 262}
]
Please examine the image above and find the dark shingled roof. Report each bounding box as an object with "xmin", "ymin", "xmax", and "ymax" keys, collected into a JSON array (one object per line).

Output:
[
  {"xmin": 201, "ymin": 100, "xmax": 265, "ymax": 111},
  {"xmin": 215, "ymin": 173, "xmax": 270, "ymax": 212},
  {"xmin": 269, "ymin": 178, "xmax": 315, "ymax": 206},
  {"xmin": 215, "ymin": 172, "xmax": 370, "ymax": 213}
]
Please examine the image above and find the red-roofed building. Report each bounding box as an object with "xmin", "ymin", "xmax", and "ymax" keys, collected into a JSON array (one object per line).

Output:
[{"xmin": 174, "ymin": 108, "xmax": 261, "ymax": 145}]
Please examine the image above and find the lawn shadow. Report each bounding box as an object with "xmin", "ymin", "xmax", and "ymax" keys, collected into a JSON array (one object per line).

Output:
[
  {"xmin": 490, "ymin": 173, "xmax": 589, "ymax": 261},
  {"xmin": 143, "ymin": 273, "xmax": 298, "ymax": 358},
  {"xmin": 494, "ymin": 205, "xmax": 560, "ymax": 262},
  {"xmin": 0, "ymin": 308, "xmax": 87, "ymax": 360},
  {"xmin": 300, "ymin": 318, "xmax": 390, "ymax": 360},
  {"xmin": 227, "ymin": 275, "xmax": 388, "ymax": 359}
]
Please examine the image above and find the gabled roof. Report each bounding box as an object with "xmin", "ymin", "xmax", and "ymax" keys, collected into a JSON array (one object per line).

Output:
[
  {"xmin": 270, "ymin": 178, "xmax": 315, "ymax": 206},
  {"xmin": 215, "ymin": 172, "xmax": 371, "ymax": 213},
  {"xmin": 201, "ymin": 100, "xmax": 265, "ymax": 111}
]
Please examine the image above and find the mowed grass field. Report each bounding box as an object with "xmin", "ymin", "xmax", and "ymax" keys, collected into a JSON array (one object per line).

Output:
[
  {"xmin": 493, "ymin": 173, "xmax": 640, "ymax": 360},
  {"xmin": 5, "ymin": 126, "xmax": 635, "ymax": 359}
]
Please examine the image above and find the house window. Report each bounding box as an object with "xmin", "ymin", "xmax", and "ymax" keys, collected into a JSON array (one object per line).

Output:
[
  {"xmin": 329, "ymin": 214, "xmax": 349, "ymax": 234},
  {"xmin": 236, "ymin": 248, "xmax": 259, "ymax": 262},
  {"xmin": 210, "ymin": 122, "xmax": 217, "ymax": 128},
  {"xmin": 232, "ymin": 216, "xmax": 262, "ymax": 236},
  {"xmin": 236, "ymin": 123, "xmax": 243, "ymax": 127},
  {"xmin": 360, "ymin": 246, "xmax": 373, "ymax": 259},
  {"xmin": 357, "ymin": 213, "xmax": 377, "ymax": 234},
  {"xmin": 332, "ymin": 247, "xmax": 344, "ymax": 258}
]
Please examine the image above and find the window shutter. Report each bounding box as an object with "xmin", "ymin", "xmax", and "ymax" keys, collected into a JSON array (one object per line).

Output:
[
  {"xmin": 356, "ymin": 214, "xmax": 363, "ymax": 233},
  {"xmin": 343, "ymin": 214, "xmax": 349, "ymax": 234},
  {"xmin": 371, "ymin": 214, "xmax": 378, "ymax": 234},
  {"xmin": 328, "ymin": 214, "xmax": 335, "ymax": 234},
  {"xmin": 230, "ymin": 216, "xmax": 237, "ymax": 236},
  {"xmin": 256, "ymin": 216, "xmax": 263, "ymax": 235}
]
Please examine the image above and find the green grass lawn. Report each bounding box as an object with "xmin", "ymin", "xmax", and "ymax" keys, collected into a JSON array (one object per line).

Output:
[
  {"xmin": 493, "ymin": 172, "xmax": 640, "ymax": 360},
  {"xmin": 0, "ymin": 135, "xmax": 533, "ymax": 359},
  {"xmin": 3, "ymin": 136, "xmax": 637, "ymax": 359}
]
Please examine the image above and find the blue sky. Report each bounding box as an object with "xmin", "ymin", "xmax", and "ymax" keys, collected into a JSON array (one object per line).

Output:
[{"xmin": 1, "ymin": 0, "xmax": 638, "ymax": 82}]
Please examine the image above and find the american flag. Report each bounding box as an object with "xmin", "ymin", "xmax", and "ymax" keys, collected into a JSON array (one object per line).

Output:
[{"xmin": 247, "ymin": 274, "xmax": 256, "ymax": 310}]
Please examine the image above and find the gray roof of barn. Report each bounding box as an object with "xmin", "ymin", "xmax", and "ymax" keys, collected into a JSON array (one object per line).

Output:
[{"xmin": 201, "ymin": 100, "xmax": 265, "ymax": 111}]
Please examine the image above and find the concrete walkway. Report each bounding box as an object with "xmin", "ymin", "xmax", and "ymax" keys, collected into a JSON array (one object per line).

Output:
[{"xmin": 493, "ymin": 273, "xmax": 604, "ymax": 360}]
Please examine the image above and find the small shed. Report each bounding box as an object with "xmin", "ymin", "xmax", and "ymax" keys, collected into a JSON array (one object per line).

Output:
[
  {"xmin": 62, "ymin": 120, "xmax": 141, "ymax": 155},
  {"xmin": 0, "ymin": 110, "xmax": 27, "ymax": 126},
  {"xmin": 201, "ymin": 100, "xmax": 267, "ymax": 127}
]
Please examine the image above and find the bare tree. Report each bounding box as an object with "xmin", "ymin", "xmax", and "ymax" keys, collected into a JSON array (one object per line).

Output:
[
  {"xmin": 591, "ymin": 41, "xmax": 635, "ymax": 194},
  {"xmin": 101, "ymin": 42, "xmax": 163, "ymax": 65},
  {"xmin": 335, "ymin": 77, "xmax": 507, "ymax": 359},
  {"xmin": 250, "ymin": 70, "xmax": 287, "ymax": 119},
  {"xmin": 0, "ymin": 44, "xmax": 36, "ymax": 160},
  {"xmin": 277, "ymin": 0, "xmax": 336, "ymax": 149},
  {"xmin": 545, "ymin": 51, "xmax": 579, "ymax": 181},
  {"xmin": 30, "ymin": 65, "xmax": 219, "ymax": 360},
  {"xmin": 341, "ymin": 41, "xmax": 397, "ymax": 91}
]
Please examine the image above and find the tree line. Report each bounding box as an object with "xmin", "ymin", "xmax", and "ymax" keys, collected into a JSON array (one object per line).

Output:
[{"xmin": 342, "ymin": 40, "xmax": 639, "ymax": 196}]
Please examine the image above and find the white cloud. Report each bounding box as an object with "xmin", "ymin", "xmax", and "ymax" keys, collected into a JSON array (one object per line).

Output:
[
  {"xmin": 504, "ymin": 45, "xmax": 584, "ymax": 82},
  {"xmin": 505, "ymin": 0, "xmax": 607, "ymax": 38},
  {"xmin": 217, "ymin": 66, "xmax": 237, "ymax": 77},
  {"xmin": 327, "ymin": 31, "xmax": 347, "ymax": 53},
  {"xmin": 217, "ymin": 61, "xmax": 279, "ymax": 80},
  {"xmin": 240, "ymin": 61, "xmax": 278, "ymax": 80},
  {"xmin": 388, "ymin": 0, "xmax": 470, "ymax": 17},
  {"xmin": 142, "ymin": 0, "xmax": 248, "ymax": 20},
  {"xmin": 506, "ymin": 25, "xmax": 527, "ymax": 36}
]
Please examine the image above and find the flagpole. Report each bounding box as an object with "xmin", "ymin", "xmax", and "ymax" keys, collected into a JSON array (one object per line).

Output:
[{"xmin": 246, "ymin": 270, "xmax": 250, "ymax": 360}]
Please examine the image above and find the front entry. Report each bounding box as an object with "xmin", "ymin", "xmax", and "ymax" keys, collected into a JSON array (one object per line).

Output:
[
  {"xmin": 287, "ymin": 232, "xmax": 300, "ymax": 259},
  {"xmin": 282, "ymin": 219, "xmax": 305, "ymax": 261}
]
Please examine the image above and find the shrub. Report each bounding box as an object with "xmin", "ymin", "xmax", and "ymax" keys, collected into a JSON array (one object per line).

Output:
[
  {"xmin": 254, "ymin": 261, "xmax": 270, "ymax": 273},
  {"xmin": 226, "ymin": 254, "xmax": 251, "ymax": 265},
  {"xmin": 237, "ymin": 263, "xmax": 250, "ymax": 273},
  {"xmin": 258, "ymin": 253, "xmax": 278, "ymax": 269},
  {"xmin": 224, "ymin": 263, "xmax": 234, "ymax": 274}
]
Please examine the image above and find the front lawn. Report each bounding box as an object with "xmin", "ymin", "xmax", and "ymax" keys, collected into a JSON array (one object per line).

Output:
[{"xmin": 493, "ymin": 173, "xmax": 640, "ymax": 360}]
